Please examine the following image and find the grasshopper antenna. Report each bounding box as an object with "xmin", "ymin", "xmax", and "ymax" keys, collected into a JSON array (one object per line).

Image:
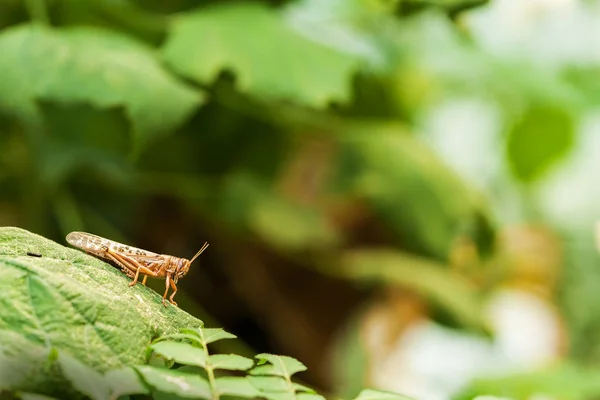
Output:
[{"xmin": 190, "ymin": 242, "xmax": 209, "ymax": 264}]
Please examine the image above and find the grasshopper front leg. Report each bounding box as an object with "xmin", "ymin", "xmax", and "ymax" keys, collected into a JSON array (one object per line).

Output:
[
  {"xmin": 163, "ymin": 274, "xmax": 178, "ymax": 307},
  {"xmin": 168, "ymin": 276, "xmax": 178, "ymax": 306}
]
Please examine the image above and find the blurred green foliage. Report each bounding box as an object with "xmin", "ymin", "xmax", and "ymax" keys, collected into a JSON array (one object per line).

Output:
[{"xmin": 1, "ymin": 0, "xmax": 600, "ymax": 399}]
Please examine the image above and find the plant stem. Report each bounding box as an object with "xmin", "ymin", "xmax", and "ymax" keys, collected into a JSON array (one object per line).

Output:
[
  {"xmin": 199, "ymin": 329, "xmax": 220, "ymax": 400},
  {"xmin": 24, "ymin": 0, "xmax": 49, "ymax": 25},
  {"xmin": 278, "ymin": 358, "xmax": 296, "ymax": 396}
]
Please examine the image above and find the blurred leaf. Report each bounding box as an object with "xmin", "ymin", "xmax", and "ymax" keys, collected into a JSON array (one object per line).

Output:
[
  {"xmin": 330, "ymin": 313, "xmax": 370, "ymax": 399},
  {"xmin": 506, "ymin": 104, "xmax": 575, "ymax": 183},
  {"xmin": 215, "ymin": 377, "xmax": 259, "ymax": 398},
  {"xmin": 259, "ymin": 393, "xmax": 296, "ymax": 400},
  {"xmin": 340, "ymin": 125, "xmax": 494, "ymax": 259},
  {"xmin": 339, "ymin": 249, "xmax": 486, "ymax": 330},
  {"xmin": 57, "ymin": 353, "xmax": 110, "ymax": 400},
  {"xmin": 352, "ymin": 389, "xmax": 415, "ymax": 400},
  {"xmin": 392, "ymin": 12, "xmax": 585, "ymax": 115},
  {"xmin": 282, "ymin": 0, "xmax": 394, "ymax": 71},
  {"xmin": 149, "ymin": 341, "xmax": 207, "ymax": 368},
  {"xmin": 162, "ymin": 3, "xmax": 361, "ymax": 107},
  {"xmin": 135, "ymin": 366, "xmax": 211, "ymax": 399},
  {"xmin": 400, "ymin": 0, "xmax": 487, "ymax": 12},
  {"xmin": 0, "ymin": 227, "xmax": 203, "ymax": 396},
  {"xmin": 456, "ymin": 363, "xmax": 600, "ymax": 400},
  {"xmin": 471, "ymin": 397, "xmax": 514, "ymax": 400},
  {"xmin": 0, "ymin": 23, "xmax": 203, "ymax": 149},
  {"xmin": 251, "ymin": 194, "xmax": 339, "ymax": 251},
  {"xmin": 104, "ymin": 367, "xmax": 150, "ymax": 398},
  {"xmin": 18, "ymin": 394, "xmax": 60, "ymax": 400},
  {"xmin": 37, "ymin": 102, "xmax": 132, "ymax": 187},
  {"xmin": 209, "ymin": 354, "xmax": 254, "ymax": 371},
  {"xmin": 220, "ymin": 173, "xmax": 339, "ymax": 251},
  {"xmin": 296, "ymin": 394, "xmax": 326, "ymax": 400}
]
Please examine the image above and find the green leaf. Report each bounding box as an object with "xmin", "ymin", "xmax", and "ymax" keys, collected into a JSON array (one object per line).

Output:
[
  {"xmin": 152, "ymin": 392, "xmax": 195, "ymax": 400},
  {"xmin": 209, "ymin": 354, "xmax": 254, "ymax": 371},
  {"xmin": 247, "ymin": 376, "xmax": 289, "ymax": 392},
  {"xmin": 135, "ymin": 366, "xmax": 211, "ymax": 399},
  {"xmin": 215, "ymin": 377, "xmax": 260, "ymax": 398},
  {"xmin": 199, "ymin": 328, "xmax": 237, "ymax": 345},
  {"xmin": 35, "ymin": 102, "xmax": 132, "ymax": 187},
  {"xmin": 338, "ymin": 249, "xmax": 486, "ymax": 330},
  {"xmin": 104, "ymin": 367, "xmax": 150, "ymax": 398},
  {"xmin": 150, "ymin": 341, "xmax": 207, "ymax": 367},
  {"xmin": 259, "ymin": 393, "xmax": 296, "ymax": 400},
  {"xmin": 253, "ymin": 354, "xmax": 307, "ymax": 377},
  {"xmin": 162, "ymin": 3, "xmax": 360, "ymax": 107},
  {"xmin": 293, "ymin": 382, "xmax": 317, "ymax": 393},
  {"xmin": 153, "ymin": 333, "xmax": 204, "ymax": 347},
  {"xmin": 0, "ymin": 227, "xmax": 203, "ymax": 396},
  {"xmin": 0, "ymin": 24, "xmax": 203, "ymax": 149},
  {"xmin": 506, "ymin": 104, "xmax": 575, "ymax": 183},
  {"xmin": 296, "ymin": 394, "xmax": 326, "ymax": 400},
  {"xmin": 353, "ymin": 389, "xmax": 415, "ymax": 400},
  {"xmin": 57, "ymin": 352, "xmax": 110, "ymax": 400},
  {"xmin": 282, "ymin": 0, "xmax": 392, "ymax": 71}
]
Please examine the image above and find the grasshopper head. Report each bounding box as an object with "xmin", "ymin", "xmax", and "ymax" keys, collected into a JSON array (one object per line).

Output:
[{"xmin": 175, "ymin": 242, "xmax": 209, "ymax": 282}]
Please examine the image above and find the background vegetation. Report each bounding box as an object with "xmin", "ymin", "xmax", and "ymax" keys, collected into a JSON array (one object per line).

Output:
[{"xmin": 1, "ymin": 0, "xmax": 600, "ymax": 399}]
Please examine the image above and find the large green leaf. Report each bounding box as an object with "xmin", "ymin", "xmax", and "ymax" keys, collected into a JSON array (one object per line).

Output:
[
  {"xmin": 0, "ymin": 24, "xmax": 203, "ymax": 149},
  {"xmin": 162, "ymin": 3, "xmax": 361, "ymax": 107},
  {"xmin": 0, "ymin": 227, "xmax": 203, "ymax": 397}
]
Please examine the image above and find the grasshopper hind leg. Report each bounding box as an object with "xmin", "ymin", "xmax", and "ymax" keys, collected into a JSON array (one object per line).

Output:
[{"xmin": 106, "ymin": 250, "xmax": 158, "ymax": 287}]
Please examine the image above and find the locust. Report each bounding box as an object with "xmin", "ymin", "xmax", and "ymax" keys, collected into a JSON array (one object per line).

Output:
[{"xmin": 66, "ymin": 231, "xmax": 208, "ymax": 307}]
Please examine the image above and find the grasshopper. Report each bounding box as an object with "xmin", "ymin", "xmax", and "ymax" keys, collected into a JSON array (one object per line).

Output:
[{"xmin": 66, "ymin": 231, "xmax": 208, "ymax": 307}]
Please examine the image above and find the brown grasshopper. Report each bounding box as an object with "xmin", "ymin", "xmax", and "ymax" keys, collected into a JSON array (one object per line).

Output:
[{"xmin": 66, "ymin": 231, "xmax": 208, "ymax": 307}]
